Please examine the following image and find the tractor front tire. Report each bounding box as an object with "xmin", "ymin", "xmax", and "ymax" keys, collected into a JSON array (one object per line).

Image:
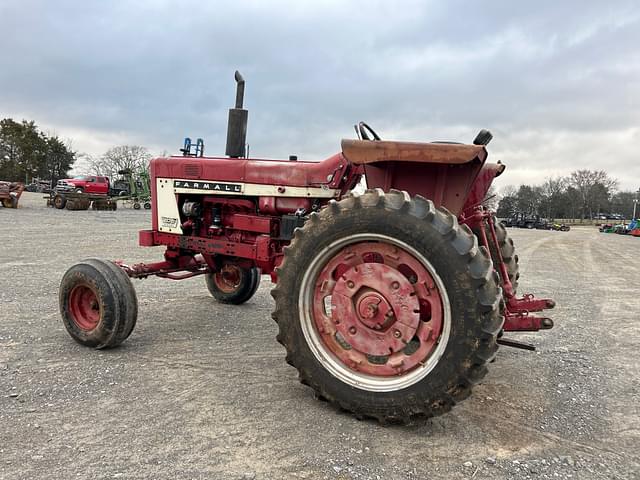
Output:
[
  {"xmin": 59, "ymin": 259, "xmax": 138, "ymax": 348},
  {"xmin": 272, "ymin": 190, "xmax": 502, "ymax": 423},
  {"xmin": 205, "ymin": 263, "xmax": 261, "ymax": 305}
]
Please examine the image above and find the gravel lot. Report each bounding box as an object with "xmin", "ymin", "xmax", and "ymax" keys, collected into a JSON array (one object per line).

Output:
[{"xmin": 1, "ymin": 192, "xmax": 639, "ymax": 480}]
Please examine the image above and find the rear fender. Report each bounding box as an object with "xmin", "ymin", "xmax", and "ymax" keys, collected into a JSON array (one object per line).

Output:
[
  {"xmin": 341, "ymin": 139, "xmax": 488, "ymax": 216},
  {"xmin": 461, "ymin": 163, "xmax": 506, "ymax": 216}
]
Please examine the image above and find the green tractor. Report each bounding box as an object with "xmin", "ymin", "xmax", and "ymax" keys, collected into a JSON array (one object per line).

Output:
[{"xmin": 111, "ymin": 168, "xmax": 151, "ymax": 209}]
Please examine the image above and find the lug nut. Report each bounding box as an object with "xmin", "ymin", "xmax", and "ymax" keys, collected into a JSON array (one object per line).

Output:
[
  {"xmin": 347, "ymin": 280, "xmax": 355, "ymax": 288},
  {"xmin": 391, "ymin": 281, "xmax": 400, "ymax": 290},
  {"xmin": 349, "ymin": 326, "xmax": 357, "ymax": 335},
  {"xmin": 393, "ymin": 330, "xmax": 401, "ymax": 338}
]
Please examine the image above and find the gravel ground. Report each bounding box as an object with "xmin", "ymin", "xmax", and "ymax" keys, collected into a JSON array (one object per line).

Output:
[{"xmin": 1, "ymin": 192, "xmax": 639, "ymax": 480}]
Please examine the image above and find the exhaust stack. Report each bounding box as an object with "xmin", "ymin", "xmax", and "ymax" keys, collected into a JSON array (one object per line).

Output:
[{"xmin": 225, "ymin": 70, "xmax": 248, "ymax": 158}]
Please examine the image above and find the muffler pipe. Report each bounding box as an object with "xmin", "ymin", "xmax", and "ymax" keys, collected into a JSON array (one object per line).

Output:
[{"xmin": 225, "ymin": 70, "xmax": 248, "ymax": 158}]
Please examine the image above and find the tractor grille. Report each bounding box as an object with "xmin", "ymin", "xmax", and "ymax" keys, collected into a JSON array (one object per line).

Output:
[{"xmin": 183, "ymin": 164, "xmax": 202, "ymax": 178}]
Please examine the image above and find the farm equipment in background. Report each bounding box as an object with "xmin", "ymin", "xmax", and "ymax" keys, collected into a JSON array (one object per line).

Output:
[
  {"xmin": 110, "ymin": 168, "xmax": 152, "ymax": 209},
  {"xmin": 0, "ymin": 181, "xmax": 25, "ymax": 208},
  {"xmin": 25, "ymin": 178, "xmax": 53, "ymax": 193},
  {"xmin": 46, "ymin": 168, "xmax": 151, "ymax": 211},
  {"xmin": 609, "ymin": 219, "xmax": 640, "ymax": 236},
  {"xmin": 503, "ymin": 213, "xmax": 548, "ymax": 229},
  {"xmin": 46, "ymin": 189, "xmax": 118, "ymax": 211},
  {"xmin": 548, "ymin": 222, "xmax": 570, "ymax": 232},
  {"xmin": 58, "ymin": 72, "xmax": 556, "ymax": 423}
]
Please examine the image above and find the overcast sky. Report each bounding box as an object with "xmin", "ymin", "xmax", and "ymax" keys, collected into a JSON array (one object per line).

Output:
[{"xmin": 1, "ymin": 1, "xmax": 638, "ymax": 191}]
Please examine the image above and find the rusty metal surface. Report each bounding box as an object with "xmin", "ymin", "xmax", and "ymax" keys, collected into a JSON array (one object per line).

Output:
[
  {"xmin": 311, "ymin": 241, "xmax": 444, "ymax": 376},
  {"xmin": 0, "ymin": 181, "xmax": 25, "ymax": 208},
  {"xmin": 341, "ymin": 139, "xmax": 487, "ymax": 165}
]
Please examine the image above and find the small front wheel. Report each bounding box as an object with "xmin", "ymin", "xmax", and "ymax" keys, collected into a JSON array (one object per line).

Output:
[
  {"xmin": 59, "ymin": 259, "xmax": 138, "ymax": 348},
  {"xmin": 205, "ymin": 262, "xmax": 260, "ymax": 304}
]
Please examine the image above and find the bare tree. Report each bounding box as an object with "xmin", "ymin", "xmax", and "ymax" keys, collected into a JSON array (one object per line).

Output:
[
  {"xmin": 516, "ymin": 185, "xmax": 543, "ymax": 215},
  {"xmin": 500, "ymin": 185, "xmax": 518, "ymax": 198},
  {"xmin": 482, "ymin": 185, "xmax": 499, "ymax": 210},
  {"xmin": 88, "ymin": 145, "xmax": 151, "ymax": 179},
  {"xmin": 567, "ymin": 170, "xmax": 618, "ymax": 220},
  {"xmin": 539, "ymin": 176, "xmax": 567, "ymax": 219}
]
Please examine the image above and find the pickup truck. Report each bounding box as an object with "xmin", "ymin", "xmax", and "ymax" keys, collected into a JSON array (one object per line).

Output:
[{"xmin": 56, "ymin": 175, "xmax": 110, "ymax": 195}]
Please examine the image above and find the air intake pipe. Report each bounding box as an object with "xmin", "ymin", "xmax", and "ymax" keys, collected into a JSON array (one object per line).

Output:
[{"xmin": 225, "ymin": 71, "xmax": 248, "ymax": 158}]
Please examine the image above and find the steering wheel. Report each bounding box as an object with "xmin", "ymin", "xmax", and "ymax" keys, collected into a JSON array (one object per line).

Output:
[{"xmin": 354, "ymin": 121, "xmax": 381, "ymax": 141}]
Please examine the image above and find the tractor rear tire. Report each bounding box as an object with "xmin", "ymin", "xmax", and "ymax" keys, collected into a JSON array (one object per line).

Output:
[
  {"xmin": 59, "ymin": 259, "xmax": 138, "ymax": 348},
  {"xmin": 143, "ymin": 202, "xmax": 151, "ymax": 210},
  {"xmin": 479, "ymin": 217, "xmax": 520, "ymax": 294},
  {"xmin": 272, "ymin": 189, "xmax": 502, "ymax": 423},
  {"xmin": 205, "ymin": 263, "xmax": 261, "ymax": 305}
]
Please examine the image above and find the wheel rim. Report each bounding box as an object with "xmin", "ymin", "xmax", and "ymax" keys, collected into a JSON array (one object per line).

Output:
[
  {"xmin": 68, "ymin": 284, "xmax": 101, "ymax": 330},
  {"xmin": 213, "ymin": 264, "xmax": 243, "ymax": 293},
  {"xmin": 299, "ymin": 234, "xmax": 451, "ymax": 392}
]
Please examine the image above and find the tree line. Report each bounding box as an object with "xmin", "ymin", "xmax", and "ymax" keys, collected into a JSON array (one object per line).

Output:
[
  {"xmin": 0, "ymin": 118, "xmax": 76, "ymax": 184},
  {"xmin": 0, "ymin": 117, "xmax": 153, "ymax": 185},
  {"xmin": 497, "ymin": 170, "xmax": 639, "ymax": 220}
]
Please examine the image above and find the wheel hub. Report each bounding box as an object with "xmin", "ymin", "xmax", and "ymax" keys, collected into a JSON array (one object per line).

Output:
[
  {"xmin": 332, "ymin": 263, "xmax": 419, "ymax": 356},
  {"xmin": 68, "ymin": 284, "xmax": 101, "ymax": 331},
  {"xmin": 310, "ymin": 240, "xmax": 446, "ymax": 379},
  {"xmin": 214, "ymin": 264, "xmax": 242, "ymax": 293}
]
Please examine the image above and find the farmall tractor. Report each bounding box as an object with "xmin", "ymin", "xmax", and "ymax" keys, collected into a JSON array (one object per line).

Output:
[{"xmin": 59, "ymin": 72, "xmax": 555, "ymax": 423}]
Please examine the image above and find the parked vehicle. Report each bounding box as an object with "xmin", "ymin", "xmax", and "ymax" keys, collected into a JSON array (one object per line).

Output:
[
  {"xmin": 25, "ymin": 178, "xmax": 53, "ymax": 193},
  {"xmin": 503, "ymin": 213, "xmax": 548, "ymax": 229},
  {"xmin": 56, "ymin": 175, "xmax": 110, "ymax": 195}
]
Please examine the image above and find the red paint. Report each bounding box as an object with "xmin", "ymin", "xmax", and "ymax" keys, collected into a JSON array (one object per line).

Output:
[
  {"xmin": 461, "ymin": 207, "xmax": 555, "ymax": 333},
  {"xmin": 68, "ymin": 285, "xmax": 100, "ymax": 330},
  {"xmin": 58, "ymin": 175, "xmax": 110, "ymax": 194},
  {"xmin": 363, "ymin": 157, "xmax": 486, "ymax": 216},
  {"xmin": 130, "ymin": 138, "xmax": 555, "ymax": 341},
  {"xmin": 461, "ymin": 163, "xmax": 505, "ymax": 216},
  {"xmin": 311, "ymin": 241, "xmax": 443, "ymax": 376},
  {"xmin": 232, "ymin": 214, "xmax": 274, "ymax": 234},
  {"xmin": 150, "ymin": 153, "xmax": 351, "ymax": 192}
]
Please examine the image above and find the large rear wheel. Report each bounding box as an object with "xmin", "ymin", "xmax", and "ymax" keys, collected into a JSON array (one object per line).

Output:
[{"xmin": 272, "ymin": 190, "xmax": 502, "ymax": 423}]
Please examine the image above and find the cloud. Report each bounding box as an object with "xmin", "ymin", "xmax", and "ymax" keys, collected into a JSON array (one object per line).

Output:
[{"xmin": 1, "ymin": 0, "xmax": 638, "ymax": 189}]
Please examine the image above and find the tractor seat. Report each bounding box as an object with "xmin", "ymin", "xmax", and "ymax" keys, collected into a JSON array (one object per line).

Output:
[{"xmin": 341, "ymin": 139, "xmax": 486, "ymax": 165}]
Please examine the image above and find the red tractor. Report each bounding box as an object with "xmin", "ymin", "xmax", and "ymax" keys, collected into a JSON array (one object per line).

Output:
[{"xmin": 59, "ymin": 72, "xmax": 555, "ymax": 422}]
